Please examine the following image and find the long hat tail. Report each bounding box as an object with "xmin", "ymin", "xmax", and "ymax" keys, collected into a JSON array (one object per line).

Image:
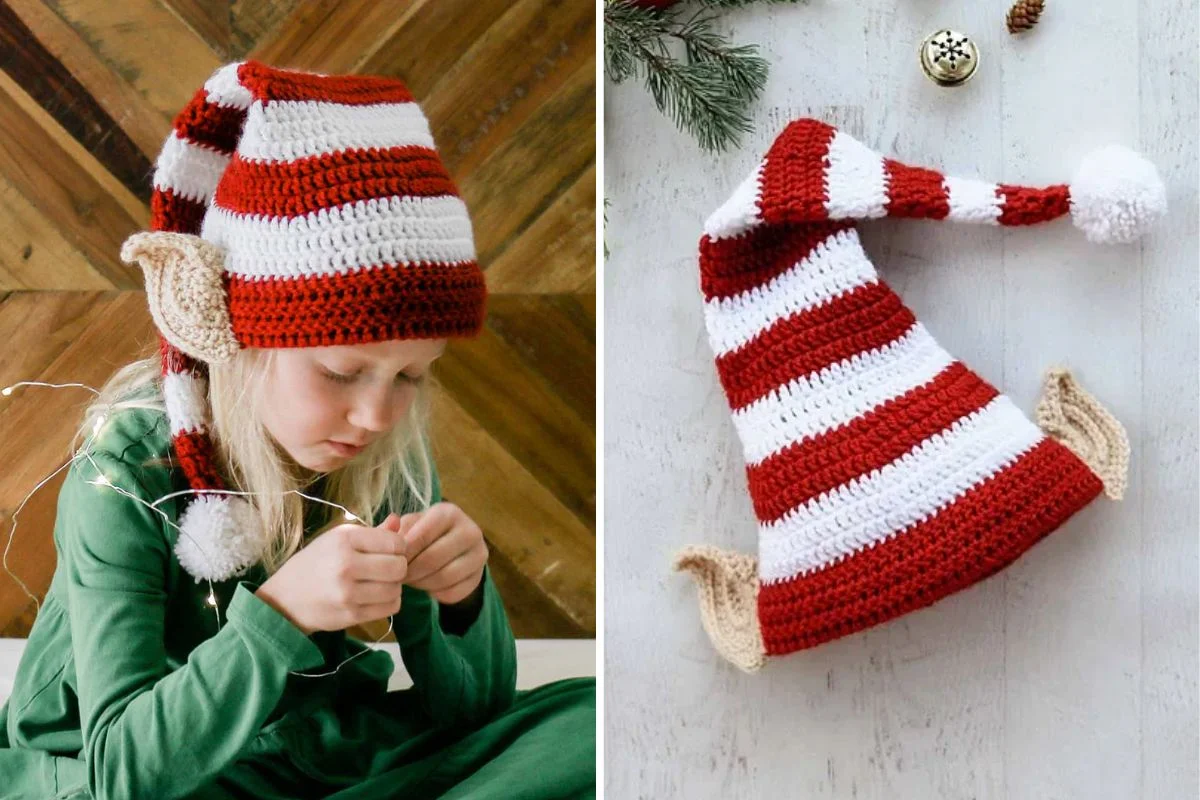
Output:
[
  {"xmin": 146, "ymin": 63, "xmax": 258, "ymax": 582},
  {"xmin": 705, "ymin": 118, "xmax": 1166, "ymax": 245}
]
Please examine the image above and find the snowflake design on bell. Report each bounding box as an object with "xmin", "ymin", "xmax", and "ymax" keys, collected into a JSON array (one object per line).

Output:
[{"xmin": 932, "ymin": 31, "xmax": 971, "ymax": 67}]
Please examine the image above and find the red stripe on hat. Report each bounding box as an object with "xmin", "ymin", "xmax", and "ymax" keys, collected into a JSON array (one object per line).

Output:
[
  {"xmin": 238, "ymin": 60, "xmax": 416, "ymax": 106},
  {"xmin": 212, "ymin": 146, "xmax": 459, "ymax": 219},
  {"xmin": 884, "ymin": 158, "xmax": 950, "ymax": 219},
  {"xmin": 225, "ymin": 261, "xmax": 487, "ymax": 348},
  {"xmin": 997, "ymin": 184, "xmax": 1071, "ymax": 226},
  {"xmin": 174, "ymin": 428, "xmax": 227, "ymax": 489},
  {"xmin": 715, "ymin": 281, "xmax": 916, "ymax": 410},
  {"xmin": 699, "ymin": 222, "xmax": 851, "ymax": 302},
  {"xmin": 758, "ymin": 118, "xmax": 837, "ymax": 226},
  {"xmin": 151, "ymin": 187, "xmax": 208, "ymax": 235},
  {"xmin": 159, "ymin": 337, "xmax": 207, "ymax": 378},
  {"xmin": 757, "ymin": 437, "xmax": 1103, "ymax": 654},
  {"xmin": 173, "ymin": 87, "xmax": 247, "ymax": 154},
  {"xmin": 746, "ymin": 362, "xmax": 998, "ymax": 521}
]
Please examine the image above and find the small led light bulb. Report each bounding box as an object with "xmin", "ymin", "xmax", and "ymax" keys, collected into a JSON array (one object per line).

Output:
[
  {"xmin": 92, "ymin": 415, "xmax": 107, "ymax": 435},
  {"xmin": 206, "ymin": 592, "xmax": 218, "ymax": 606},
  {"xmin": 1, "ymin": 386, "xmax": 12, "ymax": 396},
  {"xmin": 344, "ymin": 510, "xmax": 357, "ymax": 521},
  {"xmin": 90, "ymin": 475, "xmax": 112, "ymax": 487}
]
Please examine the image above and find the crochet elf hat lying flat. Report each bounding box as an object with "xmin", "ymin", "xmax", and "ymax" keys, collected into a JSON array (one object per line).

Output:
[
  {"xmin": 117, "ymin": 60, "xmax": 487, "ymax": 584},
  {"xmin": 675, "ymin": 117, "xmax": 1166, "ymax": 673}
]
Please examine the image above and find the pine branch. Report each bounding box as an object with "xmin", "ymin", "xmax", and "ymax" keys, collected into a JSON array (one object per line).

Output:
[
  {"xmin": 693, "ymin": 0, "xmax": 805, "ymax": 6},
  {"xmin": 604, "ymin": 0, "xmax": 770, "ymax": 152},
  {"xmin": 605, "ymin": 1, "xmax": 673, "ymax": 85},
  {"xmin": 603, "ymin": 197, "xmax": 610, "ymax": 260},
  {"xmin": 674, "ymin": 13, "xmax": 768, "ymax": 103}
]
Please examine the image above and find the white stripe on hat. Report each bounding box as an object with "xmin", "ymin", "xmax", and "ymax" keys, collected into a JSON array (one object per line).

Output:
[
  {"xmin": 945, "ymin": 175, "xmax": 1003, "ymax": 223},
  {"xmin": 703, "ymin": 159, "xmax": 767, "ymax": 240},
  {"xmin": 163, "ymin": 370, "xmax": 210, "ymax": 436},
  {"xmin": 757, "ymin": 394, "xmax": 1045, "ymax": 583},
  {"xmin": 153, "ymin": 133, "xmax": 234, "ymax": 205},
  {"xmin": 200, "ymin": 194, "xmax": 477, "ymax": 280},
  {"xmin": 236, "ymin": 99, "xmax": 436, "ymax": 162},
  {"xmin": 202, "ymin": 61, "xmax": 253, "ymax": 109},
  {"xmin": 730, "ymin": 322, "xmax": 954, "ymax": 466},
  {"xmin": 703, "ymin": 228, "xmax": 878, "ymax": 357},
  {"xmin": 824, "ymin": 129, "xmax": 888, "ymax": 220}
]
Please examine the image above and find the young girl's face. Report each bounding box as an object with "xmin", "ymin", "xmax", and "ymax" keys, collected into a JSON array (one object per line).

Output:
[{"xmin": 260, "ymin": 337, "xmax": 447, "ymax": 474}]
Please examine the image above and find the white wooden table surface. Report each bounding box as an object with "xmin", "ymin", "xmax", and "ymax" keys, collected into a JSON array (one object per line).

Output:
[
  {"xmin": 603, "ymin": 2, "xmax": 1198, "ymax": 797},
  {"xmin": 0, "ymin": 638, "xmax": 595, "ymax": 701}
]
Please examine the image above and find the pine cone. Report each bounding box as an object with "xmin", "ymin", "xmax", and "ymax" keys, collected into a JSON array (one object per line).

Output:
[{"xmin": 1006, "ymin": 0, "xmax": 1045, "ymax": 33}]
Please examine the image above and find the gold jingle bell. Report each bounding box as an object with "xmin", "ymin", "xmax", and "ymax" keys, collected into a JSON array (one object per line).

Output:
[{"xmin": 920, "ymin": 29, "xmax": 979, "ymax": 87}]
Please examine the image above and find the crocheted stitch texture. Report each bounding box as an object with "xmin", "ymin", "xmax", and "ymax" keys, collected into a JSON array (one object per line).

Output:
[
  {"xmin": 682, "ymin": 118, "xmax": 1132, "ymax": 664},
  {"xmin": 117, "ymin": 60, "xmax": 487, "ymax": 582}
]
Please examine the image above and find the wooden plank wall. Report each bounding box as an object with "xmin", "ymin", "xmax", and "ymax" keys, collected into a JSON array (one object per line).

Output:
[{"xmin": 0, "ymin": 0, "xmax": 595, "ymax": 640}]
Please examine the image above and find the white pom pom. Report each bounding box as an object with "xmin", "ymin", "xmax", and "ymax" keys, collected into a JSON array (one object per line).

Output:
[
  {"xmin": 1070, "ymin": 145, "xmax": 1167, "ymax": 244},
  {"xmin": 175, "ymin": 495, "xmax": 265, "ymax": 582}
]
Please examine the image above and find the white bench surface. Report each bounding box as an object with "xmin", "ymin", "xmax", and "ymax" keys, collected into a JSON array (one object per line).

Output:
[{"xmin": 0, "ymin": 638, "xmax": 595, "ymax": 703}]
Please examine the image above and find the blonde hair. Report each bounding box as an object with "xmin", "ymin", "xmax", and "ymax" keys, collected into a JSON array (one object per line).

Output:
[{"xmin": 69, "ymin": 338, "xmax": 436, "ymax": 576}]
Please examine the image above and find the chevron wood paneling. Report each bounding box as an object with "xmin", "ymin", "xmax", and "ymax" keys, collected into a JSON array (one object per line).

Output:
[{"xmin": 0, "ymin": 1, "xmax": 596, "ymax": 640}]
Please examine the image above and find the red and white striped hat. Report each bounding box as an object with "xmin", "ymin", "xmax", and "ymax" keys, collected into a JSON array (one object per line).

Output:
[
  {"xmin": 117, "ymin": 60, "xmax": 486, "ymax": 583},
  {"xmin": 675, "ymin": 117, "xmax": 1164, "ymax": 672}
]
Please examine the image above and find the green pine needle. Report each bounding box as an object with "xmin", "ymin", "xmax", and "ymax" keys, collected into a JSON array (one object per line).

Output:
[
  {"xmin": 604, "ymin": 0, "xmax": 779, "ymax": 153},
  {"xmin": 694, "ymin": 0, "xmax": 806, "ymax": 7},
  {"xmin": 603, "ymin": 197, "xmax": 610, "ymax": 260}
]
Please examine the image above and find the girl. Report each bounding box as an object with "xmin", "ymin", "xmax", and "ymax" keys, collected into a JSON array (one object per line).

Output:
[{"xmin": 0, "ymin": 59, "xmax": 595, "ymax": 799}]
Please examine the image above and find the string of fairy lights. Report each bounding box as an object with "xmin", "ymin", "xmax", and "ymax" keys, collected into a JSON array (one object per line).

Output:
[{"xmin": 1, "ymin": 379, "xmax": 400, "ymax": 678}]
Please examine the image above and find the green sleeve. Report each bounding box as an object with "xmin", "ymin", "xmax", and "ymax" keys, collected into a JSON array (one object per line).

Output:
[
  {"xmin": 62, "ymin": 450, "xmax": 325, "ymax": 800},
  {"xmin": 388, "ymin": 459, "xmax": 518, "ymax": 729}
]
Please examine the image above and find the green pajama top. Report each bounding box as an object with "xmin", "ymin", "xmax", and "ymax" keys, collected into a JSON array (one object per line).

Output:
[{"xmin": 0, "ymin": 405, "xmax": 595, "ymax": 799}]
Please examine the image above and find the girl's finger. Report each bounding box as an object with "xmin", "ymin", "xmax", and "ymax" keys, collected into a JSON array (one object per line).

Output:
[
  {"xmin": 403, "ymin": 504, "xmax": 455, "ymax": 558},
  {"xmin": 405, "ymin": 525, "xmax": 471, "ymax": 583},
  {"xmin": 348, "ymin": 550, "xmax": 409, "ymax": 583},
  {"xmin": 351, "ymin": 579, "xmax": 404, "ymax": 606},
  {"xmin": 418, "ymin": 544, "xmax": 486, "ymax": 592},
  {"xmin": 434, "ymin": 571, "xmax": 485, "ymax": 605},
  {"xmin": 356, "ymin": 600, "xmax": 403, "ymax": 625},
  {"xmin": 346, "ymin": 525, "xmax": 405, "ymax": 556}
]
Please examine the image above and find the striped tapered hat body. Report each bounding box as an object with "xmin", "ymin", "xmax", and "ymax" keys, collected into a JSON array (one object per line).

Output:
[
  {"xmin": 154, "ymin": 59, "xmax": 485, "ymax": 345},
  {"xmin": 679, "ymin": 118, "xmax": 1150, "ymax": 670},
  {"xmin": 139, "ymin": 60, "xmax": 485, "ymax": 583}
]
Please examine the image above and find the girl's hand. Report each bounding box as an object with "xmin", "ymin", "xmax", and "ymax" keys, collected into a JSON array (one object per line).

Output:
[
  {"xmin": 398, "ymin": 502, "xmax": 488, "ymax": 605},
  {"xmin": 254, "ymin": 514, "xmax": 409, "ymax": 635}
]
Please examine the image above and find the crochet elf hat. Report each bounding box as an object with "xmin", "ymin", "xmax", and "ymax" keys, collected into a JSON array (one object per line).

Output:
[
  {"xmin": 675, "ymin": 118, "xmax": 1166, "ymax": 673},
  {"xmin": 117, "ymin": 60, "xmax": 486, "ymax": 584}
]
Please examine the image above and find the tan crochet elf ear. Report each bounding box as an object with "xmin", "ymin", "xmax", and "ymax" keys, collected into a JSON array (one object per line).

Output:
[
  {"xmin": 119, "ymin": 231, "xmax": 240, "ymax": 365},
  {"xmin": 674, "ymin": 545, "xmax": 766, "ymax": 673},
  {"xmin": 1035, "ymin": 367, "xmax": 1130, "ymax": 501}
]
